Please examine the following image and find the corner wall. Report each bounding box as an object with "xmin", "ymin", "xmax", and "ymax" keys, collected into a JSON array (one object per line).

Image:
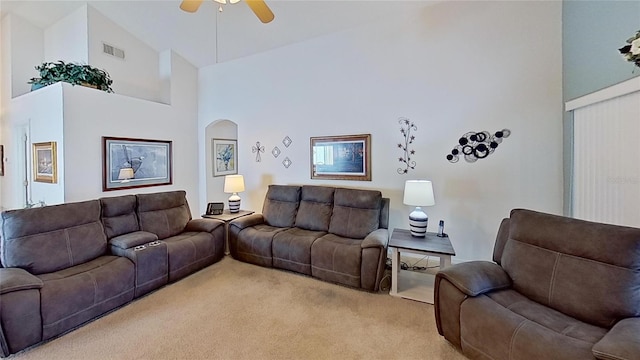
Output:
[
  {"xmin": 561, "ymin": 0, "xmax": 640, "ymax": 216},
  {"xmin": 198, "ymin": 1, "xmax": 564, "ymax": 261}
]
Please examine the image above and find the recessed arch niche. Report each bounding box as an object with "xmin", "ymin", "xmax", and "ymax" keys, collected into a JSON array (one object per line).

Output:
[{"xmin": 205, "ymin": 119, "xmax": 238, "ymax": 206}]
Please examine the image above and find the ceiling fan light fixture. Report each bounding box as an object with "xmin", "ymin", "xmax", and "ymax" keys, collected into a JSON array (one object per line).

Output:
[{"xmin": 229, "ymin": 0, "xmax": 242, "ymax": 3}]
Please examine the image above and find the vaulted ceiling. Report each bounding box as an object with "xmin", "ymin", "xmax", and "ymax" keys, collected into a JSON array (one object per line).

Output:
[{"xmin": 0, "ymin": 0, "xmax": 432, "ymax": 68}]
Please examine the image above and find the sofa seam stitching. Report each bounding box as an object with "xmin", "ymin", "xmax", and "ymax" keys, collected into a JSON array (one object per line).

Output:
[
  {"xmin": 460, "ymin": 338, "xmax": 498, "ymax": 360},
  {"xmin": 508, "ymin": 320, "xmax": 527, "ymax": 360},
  {"xmin": 88, "ymin": 272, "xmax": 98, "ymax": 306},
  {"xmin": 509, "ymin": 238, "xmax": 631, "ymax": 271},
  {"xmin": 548, "ymin": 252, "xmax": 560, "ymax": 305},
  {"xmin": 311, "ymin": 265, "xmax": 359, "ymax": 279},
  {"xmin": 65, "ymin": 229, "xmax": 73, "ymax": 266},
  {"xmin": 42, "ymin": 287, "xmax": 134, "ymax": 328}
]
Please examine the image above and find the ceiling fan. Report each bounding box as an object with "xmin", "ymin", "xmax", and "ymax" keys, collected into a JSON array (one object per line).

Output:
[{"xmin": 180, "ymin": 0, "xmax": 275, "ymax": 24}]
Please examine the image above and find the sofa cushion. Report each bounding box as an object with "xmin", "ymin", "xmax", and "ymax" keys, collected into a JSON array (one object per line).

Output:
[
  {"xmin": 100, "ymin": 195, "xmax": 139, "ymax": 239},
  {"xmin": 501, "ymin": 209, "xmax": 640, "ymax": 328},
  {"xmin": 273, "ymin": 227, "xmax": 327, "ymax": 275},
  {"xmin": 487, "ymin": 289, "xmax": 607, "ymax": 344},
  {"xmin": 460, "ymin": 293, "xmax": 604, "ymax": 360},
  {"xmin": 328, "ymin": 188, "xmax": 381, "ymax": 239},
  {"xmin": 311, "ymin": 233, "xmax": 362, "ymax": 288},
  {"xmin": 137, "ymin": 191, "xmax": 191, "ymax": 240},
  {"xmin": 232, "ymin": 224, "xmax": 287, "ymax": 267},
  {"xmin": 262, "ymin": 185, "xmax": 301, "ymax": 228},
  {"xmin": 295, "ymin": 186, "xmax": 335, "ymax": 231},
  {"xmin": 163, "ymin": 231, "xmax": 222, "ymax": 282},
  {"xmin": 37, "ymin": 255, "xmax": 134, "ymax": 340},
  {"xmin": 1, "ymin": 200, "xmax": 107, "ymax": 275}
]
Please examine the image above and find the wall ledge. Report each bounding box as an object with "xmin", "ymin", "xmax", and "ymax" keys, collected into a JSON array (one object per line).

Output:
[{"xmin": 566, "ymin": 76, "xmax": 640, "ymax": 111}]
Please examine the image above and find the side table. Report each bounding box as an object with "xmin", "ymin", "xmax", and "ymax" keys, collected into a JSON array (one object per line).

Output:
[
  {"xmin": 202, "ymin": 209, "xmax": 254, "ymax": 255},
  {"xmin": 389, "ymin": 228, "xmax": 456, "ymax": 304}
]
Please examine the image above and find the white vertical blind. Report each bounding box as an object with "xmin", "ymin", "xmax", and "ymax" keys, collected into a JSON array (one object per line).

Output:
[{"xmin": 571, "ymin": 79, "xmax": 640, "ymax": 227}]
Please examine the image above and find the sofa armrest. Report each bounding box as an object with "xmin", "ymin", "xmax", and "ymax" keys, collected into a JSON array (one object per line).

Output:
[
  {"xmin": 593, "ymin": 317, "xmax": 640, "ymax": 360},
  {"xmin": 361, "ymin": 228, "xmax": 389, "ymax": 248},
  {"xmin": 229, "ymin": 213, "xmax": 265, "ymax": 231},
  {"xmin": 0, "ymin": 268, "xmax": 43, "ymax": 295},
  {"xmin": 436, "ymin": 261, "xmax": 511, "ymax": 297},
  {"xmin": 185, "ymin": 218, "xmax": 224, "ymax": 233},
  {"xmin": 109, "ymin": 231, "xmax": 158, "ymax": 250}
]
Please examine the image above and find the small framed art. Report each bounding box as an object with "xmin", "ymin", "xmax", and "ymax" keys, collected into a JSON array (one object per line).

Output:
[
  {"xmin": 33, "ymin": 141, "xmax": 57, "ymax": 183},
  {"xmin": 212, "ymin": 138, "xmax": 238, "ymax": 177}
]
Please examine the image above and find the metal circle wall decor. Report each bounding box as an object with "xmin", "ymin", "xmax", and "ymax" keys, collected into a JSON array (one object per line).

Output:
[{"xmin": 447, "ymin": 129, "xmax": 511, "ymax": 163}]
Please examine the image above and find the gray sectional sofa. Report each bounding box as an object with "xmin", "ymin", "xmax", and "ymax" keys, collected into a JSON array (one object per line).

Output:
[
  {"xmin": 229, "ymin": 185, "xmax": 390, "ymax": 291},
  {"xmin": 434, "ymin": 209, "xmax": 640, "ymax": 360},
  {"xmin": 0, "ymin": 191, "xmax": 225, "ymax": 357}
]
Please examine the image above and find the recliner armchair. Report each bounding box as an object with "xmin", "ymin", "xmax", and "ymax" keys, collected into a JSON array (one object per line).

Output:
[{"xmin": 434, "ymin": 209, "xmax": 640, "ymax": 360}]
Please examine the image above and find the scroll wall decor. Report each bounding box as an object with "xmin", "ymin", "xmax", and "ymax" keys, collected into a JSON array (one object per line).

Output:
[
  {"xmin": 447, "ymin": 129, "xmax": 511, "ymax": 163},
  {"xmin": 397, "ymin": 117, "xmax": 417, "ymax": 174}
]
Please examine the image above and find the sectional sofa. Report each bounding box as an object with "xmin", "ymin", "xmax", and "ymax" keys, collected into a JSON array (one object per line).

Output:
[
  {"xmin": 0, "ymin": 191, "xmax": 225, "ymax": 357},
  {"xmin": 229, "ymin": 185, "xmax": 390, "ymax": 291}
]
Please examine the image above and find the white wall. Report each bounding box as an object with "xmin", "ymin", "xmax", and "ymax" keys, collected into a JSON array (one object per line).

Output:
[
  {"xmin": 1, "ymin": 9, "xmax": 200, "ymax": 214},
  {"xmin": 198, "ymin": 1, "xmax": 564, "ymax": 262},
  {"xmin": 4, "ymin": 14, "xmax": 44, "ymax": 98},
  {"xmin": 87, "ymin": 6, "xmax": 162, "ymax": 102},
  {"xmin": 62, "ymin": 50, "xmax": 199, "ymax": 215},
  {"xmin": 44, "ymin": 5, "xmax": 88, "ymax": 64},
  {"xmin": 204, "ymin": 119, "xmax": 237, "ymax": 208},
  {"xmin": 6, "ymin": 83, "xmax": 65, "ymax": 207}
]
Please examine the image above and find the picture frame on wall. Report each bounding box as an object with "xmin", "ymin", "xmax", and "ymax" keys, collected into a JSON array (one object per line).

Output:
[
  {"xmin": 0, "ymin": 145, "xmax": 4, "ymax": 176},
  {"xmin": 33, "ymin": 141, "xmax": 57, "ymax": 183},
  {"xmin": 102, "ymin": 136, "xmax": 172, "ymax": 191},
  {"xmin": 212, "ymin": 138, "xmax": 238, "ymax": 177},
  {"xmin": 310, "ymin": 134, "xmax": 372, "ymax": 181}
]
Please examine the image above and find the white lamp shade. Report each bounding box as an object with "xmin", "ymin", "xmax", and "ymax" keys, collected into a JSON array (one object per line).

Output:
[
  {"xmin": 224, "ymin": 175, "xmax": 245, "ymax": 193},
  {"xmin": 403, "ymin": 180, "xmax": 435, "ymax": 206},
  {"xmin": 118, "ymin": 168, "xmax": 134, "ymax": 180}
]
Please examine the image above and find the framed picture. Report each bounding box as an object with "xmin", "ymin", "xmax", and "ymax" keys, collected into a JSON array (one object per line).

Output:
[
  {"xmin": 212, "ymin": 138, "xmax": 237, "ymax": 177},
  {"xmin": 310, "ymin": 134, "xmax": 371, "ymax": 181},
  {"xmin": 33, "ymin": 142, "xmax": 57, "ymax": 183},
  {"xmin": 0, "ymin": 145, "xmax": 4, "ymax": 176},
  {"xmin": 102, "ymin": 137, "xmax": 172, "ymax": 191}
]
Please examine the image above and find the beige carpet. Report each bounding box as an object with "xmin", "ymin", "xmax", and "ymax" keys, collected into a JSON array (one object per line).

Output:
[{"xmin": 10, "ymin": 257, "xmax": 466, "ymax": 360}]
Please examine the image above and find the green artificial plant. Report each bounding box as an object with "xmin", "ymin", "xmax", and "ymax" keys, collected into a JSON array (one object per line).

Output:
[{"xmin": 28, "ymin": 61, "xmax": 114, "ymax": 93}]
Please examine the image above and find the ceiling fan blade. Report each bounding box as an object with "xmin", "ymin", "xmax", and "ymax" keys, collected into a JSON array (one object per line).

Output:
[
  {"xmin": 180, "ymin": 0, "xmax": 204, "ymax": 13},
  {"xmin": 245, "ymin": 0, "xmax": 275, "ymax": 23}
]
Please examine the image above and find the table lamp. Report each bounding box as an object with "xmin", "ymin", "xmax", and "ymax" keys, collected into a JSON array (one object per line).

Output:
[
  {"xmin": 118, "ymin": 167, "xmax": 134, "ymax": 183},
  {"xmin": 403, "ymin": 180, "xmax": 435, "ymax": 237},
  {"xmin": 224, "ymin": 174, "xmax": 245, "ymax": 213}
]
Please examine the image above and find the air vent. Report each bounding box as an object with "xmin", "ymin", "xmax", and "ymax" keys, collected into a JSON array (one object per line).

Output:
[{"xmin": 103, "ymin": 43, "xmax": 125, "ymax": 60}]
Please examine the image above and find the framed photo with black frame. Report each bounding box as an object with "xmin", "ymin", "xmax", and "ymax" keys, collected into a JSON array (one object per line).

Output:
[{"xmin": 102, "ymin": 136, "xmax": 172, "ymax": 191}]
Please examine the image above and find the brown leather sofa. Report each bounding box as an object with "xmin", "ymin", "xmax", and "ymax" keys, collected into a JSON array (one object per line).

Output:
[
  {"xmin": 0, "ymin": 191, "xmax": 224, "ymax": 357},
  {"xmin": 229, "ymin": 185, "xmax": 390, "ymax": 291},
  {"xmin": 434, "ymin": 209, "xmax": 640, "ymax": 360}
]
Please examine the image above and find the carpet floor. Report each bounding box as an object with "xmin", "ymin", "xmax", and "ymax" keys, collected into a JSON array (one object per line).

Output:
[{"xmin": 10, "ymin": 257, "xmax": 467, "ymax": 360}]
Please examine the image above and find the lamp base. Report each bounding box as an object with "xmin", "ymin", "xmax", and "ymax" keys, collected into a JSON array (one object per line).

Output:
[
  {"xmin": 408, "ymin": 207, "xmax": 428, "ymax": 237},
  {"xmin": 228, "ymin": 193, "xmax": 241, "ymax": 213}
]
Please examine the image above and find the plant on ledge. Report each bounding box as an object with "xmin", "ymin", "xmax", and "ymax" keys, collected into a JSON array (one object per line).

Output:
[
  {"xmin": 28, "ymin": 61, "xmax": 114, "ymax": 93},
  {"xmin": 619, "ymin": 30, "xmax": 640, "ymax": 69}
]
